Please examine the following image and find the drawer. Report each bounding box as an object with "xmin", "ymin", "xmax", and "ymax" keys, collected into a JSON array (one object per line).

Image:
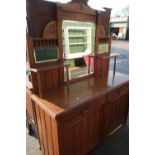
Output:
[
  {"xmin": 108, "ymin": 85, "xmax": 129, "ymax": 102},
  {"xmin": 59, "ymin": 96, "xmax": 105, "ymax": 126}
]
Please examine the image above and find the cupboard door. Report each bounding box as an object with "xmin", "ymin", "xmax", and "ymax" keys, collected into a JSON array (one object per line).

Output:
[
  {"xmin": 60, "ymin": 108, "xmax": 103, "ymax": 155},
  {"xmin": 103, "ymin": 89, "xmax": 129, "ymax": 137}
]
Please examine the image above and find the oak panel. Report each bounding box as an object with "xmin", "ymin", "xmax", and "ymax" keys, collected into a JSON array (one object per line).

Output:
[
  {"xmin": 35, "ymin": 104, "xmax": 45, "ymax": 155},
  {"xmin": 59, "ymin": 105, "xmax": 104, "ymax": 155},
  {"xmin": 44, "ymin": 113, "xmax": 54, "ymax": 155},
  {"xmin": 40, "ymin": 108, "xmax": 49, "ymax": 155}
]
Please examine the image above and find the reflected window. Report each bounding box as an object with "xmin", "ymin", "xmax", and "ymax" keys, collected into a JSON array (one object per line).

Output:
[{"xmin": 62, "ymin": 20, "xmax": 95, "ymax": 80}]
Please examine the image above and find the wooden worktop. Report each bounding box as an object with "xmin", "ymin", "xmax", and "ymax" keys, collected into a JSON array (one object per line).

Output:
[{"xmin": 31, "ymin": 71, "xmax": 129, "ymax": 120}]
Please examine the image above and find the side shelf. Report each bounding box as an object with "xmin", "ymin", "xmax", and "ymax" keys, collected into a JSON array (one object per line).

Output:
[{"xmin": 30, "ymin": 63, "xmax": 70, "ymax": 98}]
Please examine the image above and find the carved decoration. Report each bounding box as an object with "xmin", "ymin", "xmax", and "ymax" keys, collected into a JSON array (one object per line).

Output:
[
  {"xmin": 71, "ymin": 0, "xmax": 89, "ymax": 5},
  {"xmin": 43, "ymin": 21, "xmax": 57, "ymax": 39},
  {"xmin": 62, "ymin": 2, "xmax": 96, "ymax": 15},
  {"xmin": 63, "ymin": 10, "xmax": 96, "ymax": 22}
]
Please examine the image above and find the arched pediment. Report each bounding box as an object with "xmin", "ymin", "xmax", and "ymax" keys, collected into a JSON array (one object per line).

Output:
[
  {"xmin": 62, "ymin": 0, "xmax": 96, "ymax": 15},
  {"xmin": 71, "ymin": 0, "xmax": 89, "ymax": 5}
]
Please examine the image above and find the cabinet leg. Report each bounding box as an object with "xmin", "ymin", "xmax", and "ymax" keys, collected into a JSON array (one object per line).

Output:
[
  {"xmin": 26, "ymin": 117, "xmax": 33, "ymax": 135},
  {"xmin": 38, "ymin": 144, "xmax": 41, "ymax": 150},
  {"xmin": 27, "ymin": 123, "xmax": 33, "ymax": 135}
]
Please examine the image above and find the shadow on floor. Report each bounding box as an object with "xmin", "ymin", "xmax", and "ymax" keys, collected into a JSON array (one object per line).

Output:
[{"xmin": 88, "ymin": 122, "xmax": 129, "ymax": 155}]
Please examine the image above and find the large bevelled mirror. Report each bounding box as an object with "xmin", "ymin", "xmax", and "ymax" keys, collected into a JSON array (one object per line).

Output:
[{"xmin": 62, "ymin": 20, "xmax": 96, "ymax": 80}]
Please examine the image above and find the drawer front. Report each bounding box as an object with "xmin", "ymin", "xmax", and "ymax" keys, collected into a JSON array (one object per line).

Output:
[
  {"xmin": 108, "ymin": 84, "xmax": 129, "ymax": 102},
  {"xmin": 59, "ymin": 96, "xmax": 105, "ymax": 126}
]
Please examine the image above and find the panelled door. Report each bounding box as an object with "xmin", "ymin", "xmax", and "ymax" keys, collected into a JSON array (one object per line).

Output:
[
  {"xmin": 59, "ymin": 105, "xmax": 104, "ymax": 155},
  {"xmin": 103, "ymin": 86, "xmax": 129, "ymax": 137}
]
